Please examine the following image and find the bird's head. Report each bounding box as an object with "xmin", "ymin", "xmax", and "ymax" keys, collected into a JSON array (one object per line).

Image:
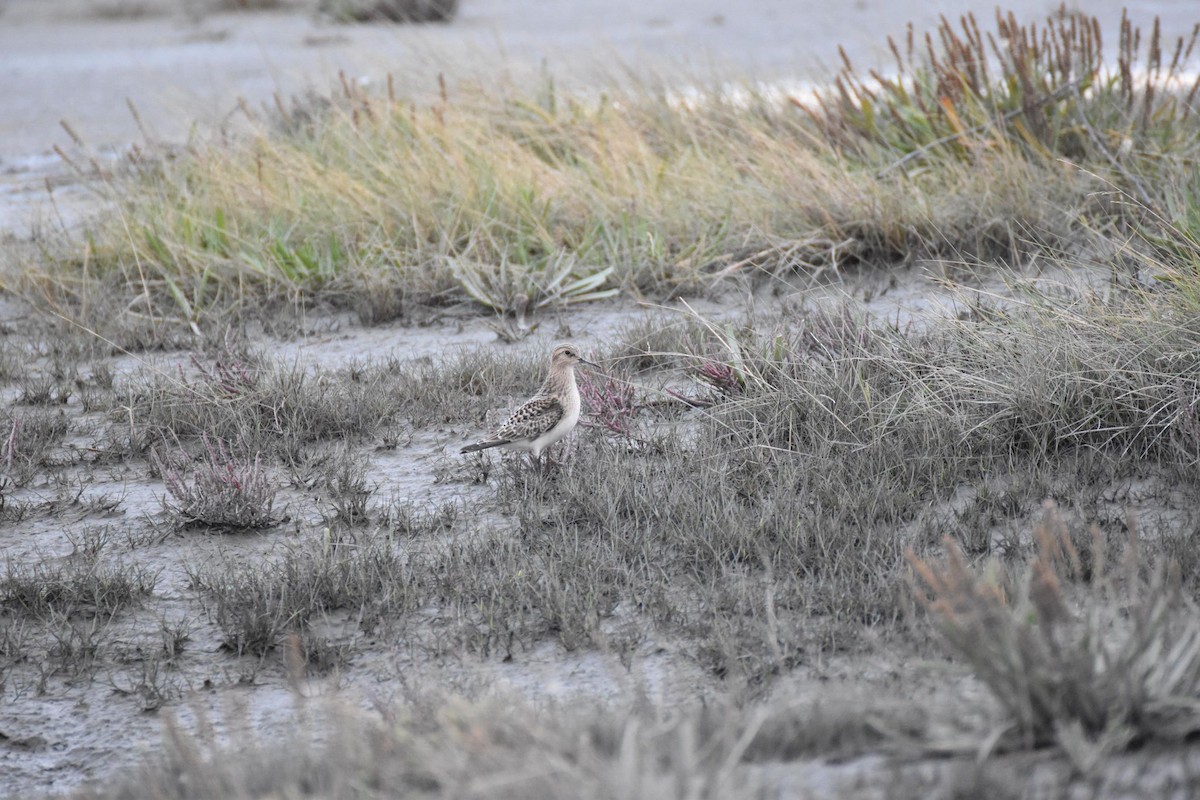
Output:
[{"xmin": 551, "ymin": 343, "xmax": 598, "ymax": 369}]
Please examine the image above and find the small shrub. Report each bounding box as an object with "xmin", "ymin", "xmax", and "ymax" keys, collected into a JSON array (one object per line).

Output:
[
  {"xmin": 908, "ymin": 503, "xmax": 1200, "ymax": 756},
  {"xmin": 155, "ymin": 435, "xmax": 277, "ymax": 529}
]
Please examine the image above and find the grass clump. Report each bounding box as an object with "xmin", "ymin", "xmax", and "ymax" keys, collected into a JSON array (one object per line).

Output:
[
  {"xmin": 189, "ymin": 531, "xmax": 417, "ymax": 658},
  {"xmin": 460, "ymin": 284, "xmax": 1200, "ymax": 670},
  {"xmin": 117, "ymin": 347, "xmax": 543, "ymax": 458},
  {"xmin": 71, "ymin": 689, "xmax": 943, "ymax": 800},
  {"xmin": 319, "ymin": 0, "xmax": 458, "ymax": 23},
  {"xmin": 0, "ymin": 555, "xmax": 156, "ymax": 619},
  {"xmin": 817, "ymin": 10, "xmax": 1200, "ymax": 160},
  {"xmin": 1, "ymin": 410, "xmax": 71, "ymax": 488},
  {"xmin": 909, "ymin": 503, "xmax": 1200, "ymax": 763}
]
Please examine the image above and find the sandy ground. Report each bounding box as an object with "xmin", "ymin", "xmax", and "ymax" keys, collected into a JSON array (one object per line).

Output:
[{"xmin": 0, "ymin": 0, "xmax": 1196, "ymax": 234}]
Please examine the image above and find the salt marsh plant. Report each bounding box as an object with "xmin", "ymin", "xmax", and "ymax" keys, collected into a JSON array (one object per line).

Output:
[
  {"xmin": 155, "ymin": 435, "xmax": 276, "ymax": 529},
  {"xmin": 813, "ymin": 10, "xmax": 1200, "ymax": 167},
  {"xmin": 578, "ymin": 370, "xmax": 640, "ymax": 439},
  {"xmin": 909, "ymin": 504, "xmax": 1200, "ymax": 762}
]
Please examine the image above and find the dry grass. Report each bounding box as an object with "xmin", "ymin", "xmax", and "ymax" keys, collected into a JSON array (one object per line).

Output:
[
  {"xmin": 17, "ymin": 9, "xmax": 1200, "ymax": 324},
  {"xmin": 68, "ymin": 688, "xmax": 947, "ymax": 800}
]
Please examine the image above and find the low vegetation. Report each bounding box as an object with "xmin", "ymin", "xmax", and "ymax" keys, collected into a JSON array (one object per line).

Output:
[
  {"xmin": 1, "ymin": 5, "xmax": 1200, "ymax": 799},
  {"xmin": 11, "ymin": 9, "xmax": 1199, "ymax": 327},
  {"xmin": 155, "ymin": 434, "xmax": 277, "ymax": 528},
  {"xmin": 912, "ymin": 505, "xmax": 1200, "ymax": 763}
]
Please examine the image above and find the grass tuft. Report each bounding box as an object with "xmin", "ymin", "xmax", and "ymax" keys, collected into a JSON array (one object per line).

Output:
[
  {"xmin": 0, "ymin": 555, "xmax": 156, "ymax": 619},
  {"xmin": 155, "ymin": 435, "xmax": 277, "ymax": 529},
  {"xmin": 189, "ymin": 531, "xmax": 417, "ymax": 658},
  {"xmin": 909, "ymin": 503, "xmax": 1200, "ymax": 758}
]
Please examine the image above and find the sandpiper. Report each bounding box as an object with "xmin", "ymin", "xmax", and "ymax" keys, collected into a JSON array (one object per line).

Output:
[{"xmin": 461, "ymin": 344, "xmax": 597, "ymax": 461}]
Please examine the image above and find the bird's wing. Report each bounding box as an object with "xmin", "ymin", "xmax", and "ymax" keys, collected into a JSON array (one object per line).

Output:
[{"xmin": 494, "ymin": 394, "xmax": 564, "ymax": 442}]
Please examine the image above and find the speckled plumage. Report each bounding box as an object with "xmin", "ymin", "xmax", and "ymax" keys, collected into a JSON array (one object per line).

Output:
[{"xmin": 461, "ymin": 344, "xmax": 595, "ymax": 459}]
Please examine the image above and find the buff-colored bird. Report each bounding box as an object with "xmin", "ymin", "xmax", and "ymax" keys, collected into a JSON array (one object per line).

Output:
[{"xmin": 461, "ymin": 344, "xmax": 596, "ymax": 460}]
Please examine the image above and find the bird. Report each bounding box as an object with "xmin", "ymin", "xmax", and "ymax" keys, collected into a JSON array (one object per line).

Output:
[{"xmin": 461, "ymin": 343, "xmax": 597, "ymax": 461}]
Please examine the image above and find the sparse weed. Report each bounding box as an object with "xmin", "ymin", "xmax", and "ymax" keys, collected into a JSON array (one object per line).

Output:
[
  {"xmin": 377, "ymin": 497, "xmax": 460, "ymax": 536},
  {"xmin": 159, "ymin": 617, "xmax": 192, "ymax": 662},
  {"xmin": 0, "ymin": 338, "xmax": 31, "ymax": 382},
  {"xmin": 110, "ymin": 655, "xmax": 182, "ymax": 712},
  {"xmin": 46, "ymin": 614, "xmax": 110, "ymax": 676},
  {"xmin": 319, "ymin": 446, "xmax": 374, "ymax": 527},
  {"xmin": 17, "ymin": 373, "xmax": 72, "ymax": 406}
]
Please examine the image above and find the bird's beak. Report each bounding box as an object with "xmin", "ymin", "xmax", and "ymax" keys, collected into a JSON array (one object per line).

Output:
[{"xmin": 579, "ymin": 357, "xmax": 600, "ymax": 369}]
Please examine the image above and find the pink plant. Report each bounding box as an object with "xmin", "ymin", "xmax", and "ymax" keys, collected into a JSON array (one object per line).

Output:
[
  {"xmin": 155, "ymin": 434, "xmax": 275, "ymax": 528},
  {"xmin": 693, "ymin": 359, "xmax": 742, "ymax": 394},
  {"xmin": 579, "ymin": 373, "xmax": 639, "ymax": 438}
]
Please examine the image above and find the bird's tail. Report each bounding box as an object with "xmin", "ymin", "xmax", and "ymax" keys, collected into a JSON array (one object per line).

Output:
[{"xmin": 461, "ymin": 439, "xmax": 506, "ymax": 454}]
